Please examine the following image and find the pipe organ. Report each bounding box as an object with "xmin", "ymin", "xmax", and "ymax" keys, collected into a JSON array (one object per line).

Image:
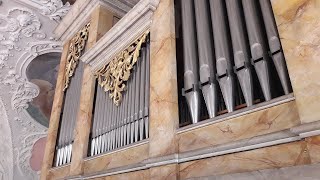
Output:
[
  {"xmin": 53, "ymin": 23, "xmax": 150, "ymax": 165},
  {"xmin": 177, "ymin": 0, "xmax": 292, "ymax": 126},
  {"xmin": 41, "ymin": 0, "xmax": 320, "ymax": 179}
]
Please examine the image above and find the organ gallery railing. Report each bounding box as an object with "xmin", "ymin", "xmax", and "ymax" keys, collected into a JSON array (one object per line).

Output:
[
  {"xmin": 54, "ymin": 24, "xmax": 90, "ymax": 167},
  {"xmin": 175, "ymin": 0, "xmax": 292, "ymax": 126},
  {"xmin": 89, "ymin": 32, "xmax": 150, "ymax": 156}
]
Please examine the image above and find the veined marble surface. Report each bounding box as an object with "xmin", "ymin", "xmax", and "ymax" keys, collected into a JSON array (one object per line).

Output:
[
  {"xmin": 149, "ymin": 0, "xmax": 179, "ymax": 158},
  {"xmin": 189, "ymin": 163, "xmax": 320, "ymax": 180},
  {"xmin": 272, "ymin": 0, "xmax": 320, "ymax": 123},
  {"xmin": 179, "ymin": 140, "xmax": 311, "ymax": 179},
  {"xmin": 179, "ymin": 101, "xmax": 300, "ymax": 153}
]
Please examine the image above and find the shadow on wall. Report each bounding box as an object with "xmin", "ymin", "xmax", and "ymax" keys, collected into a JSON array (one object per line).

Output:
[{"xmin": 26, "ymin": 52, "xmax": 61, "ymax": 127}]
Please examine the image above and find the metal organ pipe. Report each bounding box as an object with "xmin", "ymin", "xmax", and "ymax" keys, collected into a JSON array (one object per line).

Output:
[
  {"xmin": 181, "ymin": 0, "xmax": 200, "ymax": 124},
  {"xmin": 259, "ymin": 0, "xmax": 292, "ymax": 94},
  {"xmin": 145, "ymin": 38, "xmax": 150, "ymax": 139},
  {"xmin": 242, "ymin": 0, "xmax": 272, "ymax": 101},
  {"xmin": 139, "ymin": 47, "xmax": 146, "ymax": 141},
  {"xmin": 194, "ymin": 0, "xmax": 217, "ymax": 118},
  {"xmin": 176, "ymin": 0, "xmax": 290, "ymax": 126},
  {"xmin": 225, "ymin": 0, "xmax": 254, "ymax": 107},
  {"xmin": 209, "ymin": 0, "xmax": 235, "ymax": 113}
]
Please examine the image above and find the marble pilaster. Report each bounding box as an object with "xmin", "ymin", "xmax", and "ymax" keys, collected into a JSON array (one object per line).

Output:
[
  {"xmin": 149, "ymin": 0, "xmax": 179, "ymax": 158},
  {"xmin": 69, "ymin": 5, "xmax": 115, "ymax": 176},
  {"xmin": 40, "ymin": 41, "xmax": 71, "ymax": 180},
  {"xmin": 272, "ymin": 0, "xmax": 320, "ymax": 123}
]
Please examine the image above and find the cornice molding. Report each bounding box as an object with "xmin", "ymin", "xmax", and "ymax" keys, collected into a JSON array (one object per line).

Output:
[
  {"xmin": 54, "ymin": 0, "xmax": 137, "ymax": 43},
  {"xmin": 80, "ymin": 0, "xmax": 160, "ymax": 72}
]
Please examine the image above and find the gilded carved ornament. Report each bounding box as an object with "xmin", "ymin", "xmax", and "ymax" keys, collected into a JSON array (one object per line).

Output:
[
  {"xmin": 95, "ymin": 30, "xmax": 150, "ymax": 106},
  {"xmin": 63, "ymin": 23, "xmax": 90, "ymax": 91}
]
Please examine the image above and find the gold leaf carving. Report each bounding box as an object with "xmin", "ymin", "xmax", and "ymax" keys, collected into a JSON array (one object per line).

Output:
[
  {"xmin": 96, "ymin": 30, "xmax": 149, "ymax": 106},
  {"xmin": 63, "ymin": 23, "xmax": 90, "ymax": 91}
]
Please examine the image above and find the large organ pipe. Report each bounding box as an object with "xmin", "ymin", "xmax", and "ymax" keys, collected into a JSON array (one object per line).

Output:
[
  {"xmin": 181, "ymin": 0, "xmax": 200, "ymax": 123},
  {"xmin": 259, "ymin": 0, "xmax": 292, "ymax": 94},
  {"xmin": 242, "ymin": 0, "xmax": 272, "ymax": 101},
  {"xmin": 194, "ymin": 0, "xmax": 217, "ymax": 118},
  {"xmin": 209, "ymin": 0, "xmax": 235, "ymax": 112},
  {"xmin": 226, "ymin": 0, "xmax": 254, "ymax": 106},
  {"xmin": 123, "ymin": 85, "xmax": 129, "ymax": 146}
]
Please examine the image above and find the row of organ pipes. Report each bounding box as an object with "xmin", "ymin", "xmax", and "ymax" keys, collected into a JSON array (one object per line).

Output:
[
  {"xmin": 55, "ymin": 38, "xmax": 150, "ymax": 165},
  {"xmin": 180, "ymin": 0, "xmax": 292, "ymax": 124},
  {"xmin": 55, "ymin": 61, "xmax": 85, "ymax": 166},
  {"xmin": 90, "ymin": 38, "xmax": 150, "ymax": 156}
]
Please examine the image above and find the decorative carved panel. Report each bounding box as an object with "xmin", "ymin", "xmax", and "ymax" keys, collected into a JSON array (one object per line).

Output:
[{"xmin": 95, "ymin": 30, "xmax": 149, "ymax": 106}]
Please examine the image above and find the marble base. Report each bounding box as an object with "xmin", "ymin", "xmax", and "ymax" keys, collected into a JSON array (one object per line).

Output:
[
  {"xmin": 179, "ymin": 100, "xmax": 300, "ymax": 153},
  {"xmin": 84, "ymin": 143, "xmax": 149, "ymax": 174},
  {"xmin": 179, "ymin": 141, "xmax": 311, "ymax": 179},
  {"xmin": 49, "ymin": 165, "xmax": 70, "ymax": 180},
  {"xmin": 189, "ymin": 163, "xmax": 320, "ymax": 180}
]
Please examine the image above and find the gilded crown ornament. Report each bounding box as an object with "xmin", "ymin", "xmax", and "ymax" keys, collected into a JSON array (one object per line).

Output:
[
  {"xmin": 63, "ymin": 23, "xmax": 90, "ymax": 91},
  {"xmin": 96, "ymin": 30, "xmax": 149, "ymax": 106}
]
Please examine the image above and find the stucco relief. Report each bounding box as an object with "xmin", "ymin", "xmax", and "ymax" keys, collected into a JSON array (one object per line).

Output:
[
  {"xmin": 14, "ymin": 0, "xmax": 71, "ymax": 22},
  {"xmin": 0, "ymin": 97, "xmax": 14, "ymax": 180},
  {"xmin": 0, "ymin": 0, "xmax": 68, "ymax": 179},
  {"xmin": 0, "ymin": 8, "xmax": 46, "ymax": 42}
]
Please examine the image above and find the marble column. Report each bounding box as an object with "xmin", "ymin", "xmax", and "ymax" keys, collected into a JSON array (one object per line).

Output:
[
  {"xmin": 69, "ymin": 5, "xmax": 115, "ymax": 176},
  {"xmin": 40, "ymin": 41, "xmax": 71, "ymax": 180},
  {"xmin": 149, "ymin": 0, "xmax": 180, "ymax": 178},
  {"xmin": 271, "ymin": 0, "xmax": 320, "ymax": 123}
]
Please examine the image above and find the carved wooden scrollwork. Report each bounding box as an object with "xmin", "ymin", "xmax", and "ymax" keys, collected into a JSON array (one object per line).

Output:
[
  {"xmin": 96, "ymin": 30, "xmax": 149, "ymax": 106},
  {"xmin": 64, "ymin": 23, "xmax": 90, "ymax": 91}
]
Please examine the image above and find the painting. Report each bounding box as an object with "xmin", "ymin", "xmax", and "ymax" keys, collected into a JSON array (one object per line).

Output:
[{"xmin": 26, "ymin": 52, "xmax": 61, "ymax": 127}]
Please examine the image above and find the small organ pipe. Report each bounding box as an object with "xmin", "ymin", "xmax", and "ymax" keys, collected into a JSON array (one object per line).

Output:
[
  {"xmin": 145, "ymin": 37, "xmax": 150, "ymax": 138},
  {"xmin": 139, "ymin": 47, "xmax": 146, "ymax": 140},
  {"xmin": 134, "ymin": 56, "xmax": 141, "ymax": 142}
]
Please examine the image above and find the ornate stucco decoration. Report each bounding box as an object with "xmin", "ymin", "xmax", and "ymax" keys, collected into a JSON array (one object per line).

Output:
[
  {"xmin": 63, "ymin": 23, "xmax": 90, "ymax": 91},
  {"xmin": 95, "ymin": 30, "xmax": 149, "ymax": 106},
  {"xmin": 0, "ymin": 8, "xmax": 46, "ymax": 42},
  {"xmin": 13, "ymin": 0, "xmax": 71, "ymax": 22},
  {"xmin": 37, "ymin": 0, "xmax": 71, "ymax": 22}
]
